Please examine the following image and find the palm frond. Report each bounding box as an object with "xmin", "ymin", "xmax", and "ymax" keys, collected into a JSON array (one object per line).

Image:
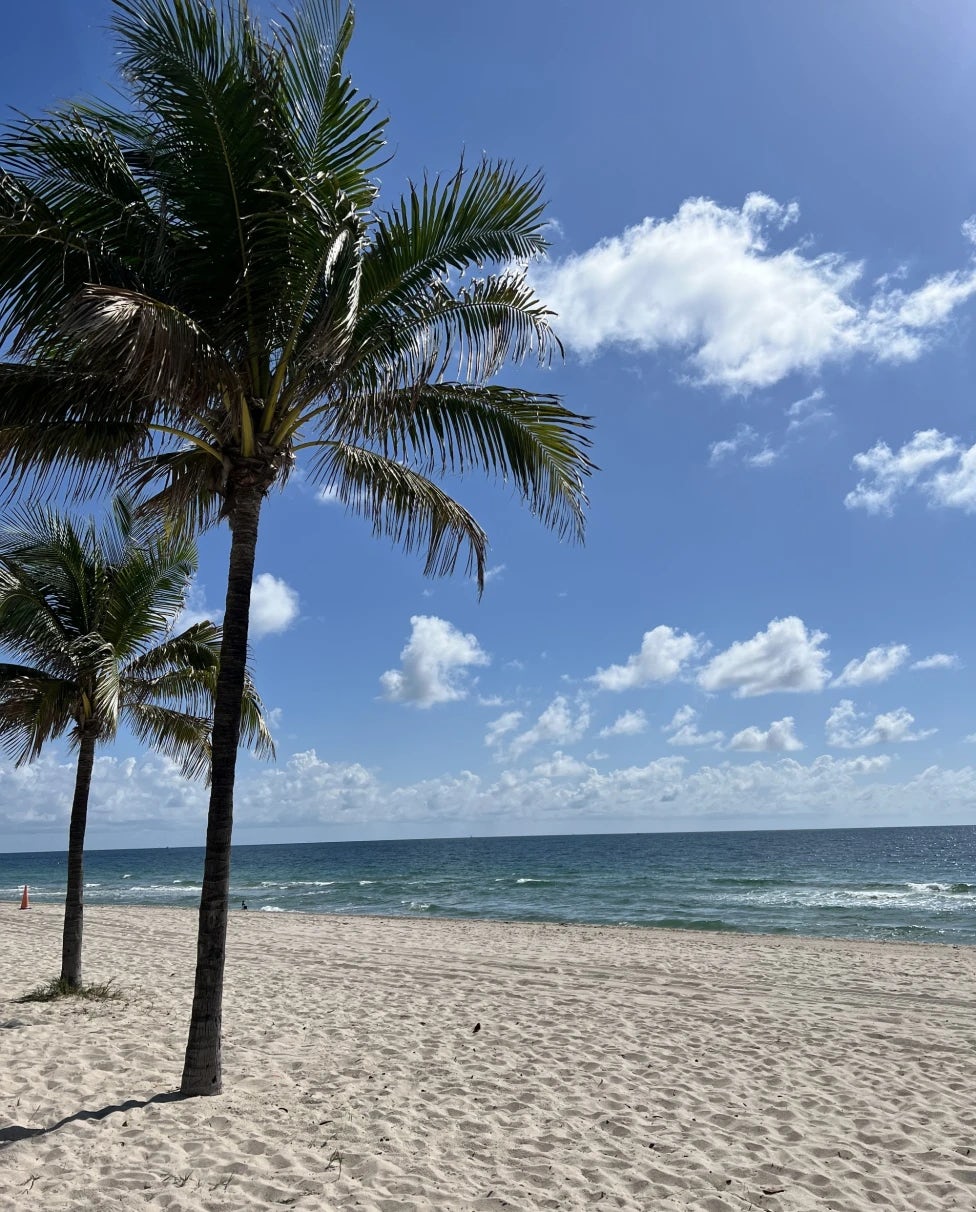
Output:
[
  {"xmin": 58, "ymin": 286, "xmax": 233, "ymax": 413},
  {"xmin": 125, "ymin": 701, "xmax": 213, "ymax": 780},
  {"xmin": 358, "ymin": 160, "xmax": 550, "ymax": 327},
  {"xmin": 0, "ymin": 113, "xmax": 154, "ymax": 346},
  {"xmin": 306, "ymin": 440, "xmax": 489, "ymax": 589},
  {"xmin": 0, "ymin": 361, "xmax": 152, "ymax": 500},
  {"xmin": 339, "ymin": 382, "xmax": 593, "ymax": 543},
  {"xmin": 272, "ymin": 1, "xmax": 386, "ymax": 204},
  {"xmin": 0, "ymin": 666, "xmax": 77, "ymax": 764},
  {"xmin": 127, "ymin": 446, "xmax": 228, "ymax": 534},
  {"xmin": 239, "ymin": 667, "xmax": 276, "ymax": 762},
  {"xmin": 123, "ymin": 620, "xmax": 275, "ymax": 764}
]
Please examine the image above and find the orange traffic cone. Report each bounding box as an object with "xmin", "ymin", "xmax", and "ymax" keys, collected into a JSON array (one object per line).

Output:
[{"xmin": 19, "ymin": 884, "xmax": 29, "ymax": 910}]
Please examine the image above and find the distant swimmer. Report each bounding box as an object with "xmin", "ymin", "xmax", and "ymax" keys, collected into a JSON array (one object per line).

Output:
[{"xmin": 241, "ymin": 899, "xmax": 248, "ymax": 910}]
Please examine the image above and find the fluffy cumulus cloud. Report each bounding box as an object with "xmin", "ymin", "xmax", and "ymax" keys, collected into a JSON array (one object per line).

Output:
[
  {"xmin": 845, "ymin": 429, "xmax": 976, "ymax": 516},
  {"xmin": 832, "ymin": 644, "xmax": 909, "ymax": 688},
  {"xmin": 250, "ymin": 573, "xmax": 300, "ymax": 638},
  {"xmin": 599, "ymin": 709, "xmax": 648, "ymax": 738},
  {"xmin": 531, "ymin": 196, "xmax": 976, "ymax": 392},
  {"xmin": 380, "ymin": 615, "xmax": 488, "ymax": 708},
  {"xmin": 505, "ymin": 696, "xmax": 590, "ymax": 759},
  {"xmin": 728, "ymin": 716, "xmax": 804, "ymax": 752},
  {"xmin": 590, "ymin": 625, "xmax": 703, "ymax": 691},
  {"xmin": 698, "ymin": 617, "xmax": 830, "ymax": 697},
  {"xmin": 663, "ymin": 705, "xmax": 724, "ymax": 747},
  {"xmin": 825, "ymin": 699, "xmax": 935, "ymax": 748}
]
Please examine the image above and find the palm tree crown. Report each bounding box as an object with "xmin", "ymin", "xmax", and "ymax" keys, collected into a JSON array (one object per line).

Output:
[
  {"xmin": 0, "ymin": 497, "xmax": 272, "ymax": 774},
  {"xmin": 0, "ymin": 0, "xmax": 592, "ymax": 568}
]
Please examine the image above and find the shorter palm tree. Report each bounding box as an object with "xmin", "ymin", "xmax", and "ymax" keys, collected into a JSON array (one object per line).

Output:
[{"xmin": 0, "ymin": 497, "xmax": 273, "ymax": 988}]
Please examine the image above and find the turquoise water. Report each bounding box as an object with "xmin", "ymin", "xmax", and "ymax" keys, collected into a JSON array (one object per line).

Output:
[{"xmin": 3, "ymin": 825, "xmax": 976, "ymax": 944}]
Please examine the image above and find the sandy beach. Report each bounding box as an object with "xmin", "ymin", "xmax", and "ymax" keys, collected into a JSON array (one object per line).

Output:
[{"xmin": 1, "ymin": 905, "xmax": 975, "ymax": 1210}]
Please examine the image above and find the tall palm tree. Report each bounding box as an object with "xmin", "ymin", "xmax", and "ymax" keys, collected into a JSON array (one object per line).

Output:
[
  {"xmin": 0, "ymin": 497, "xmax": 273, "ymax": 989},
  {"xmin": 0, "ymin": 0, "xmax": 593, "ymax": 1093}
]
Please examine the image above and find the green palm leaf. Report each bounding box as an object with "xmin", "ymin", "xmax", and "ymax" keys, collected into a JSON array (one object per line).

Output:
[{"xmin": 308, "ymin": 440, "xmax": 489, "ymax": 586}]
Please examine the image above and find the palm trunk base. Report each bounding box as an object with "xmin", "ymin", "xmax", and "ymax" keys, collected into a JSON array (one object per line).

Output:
[{"xmin": 180, "ymin": 900, "xmax": 228, "ymax": 1095}]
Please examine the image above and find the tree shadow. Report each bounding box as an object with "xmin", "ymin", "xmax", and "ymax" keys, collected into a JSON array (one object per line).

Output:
[{"xmin": 0, "ymin": 1090, "xmax": 186, "ymax": 1146}]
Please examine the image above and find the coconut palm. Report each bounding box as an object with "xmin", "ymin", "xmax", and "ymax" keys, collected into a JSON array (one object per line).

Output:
[
  {"xmin": 0, "ymin": 0, "xmax": 593, "ymax": 1093},
  {"xmin": 0, "ymin": 497, "xmax": 273, "ymax": 988}
]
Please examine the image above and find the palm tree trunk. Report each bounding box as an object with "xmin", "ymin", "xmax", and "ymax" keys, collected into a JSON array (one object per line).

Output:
[
  {"xmin": 60, "ymin": 731, "xmax": 97, "ymax": 989},
  {"xmin": 181, "ymin": 482, "xmax": 264, "ymax": 1096}
]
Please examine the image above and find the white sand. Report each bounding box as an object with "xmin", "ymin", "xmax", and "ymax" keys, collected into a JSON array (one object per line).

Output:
[{"xmin": 1, "ymin": 904, "xmax": 975, "ymax": 1210}]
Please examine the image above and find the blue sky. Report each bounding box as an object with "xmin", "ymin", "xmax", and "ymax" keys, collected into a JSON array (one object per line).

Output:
[{"xmin": 5, "ymin": 0, "xmax": 976, "ymax": 850}]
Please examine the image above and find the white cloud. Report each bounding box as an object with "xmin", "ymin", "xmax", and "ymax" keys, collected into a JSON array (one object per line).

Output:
[
  {"xmin": 708, "ymin": 424, "xmax": 778, "ymax": 468},
  {"xmin": 698, "ymin": 617, "xmax": 830, "ymax": 697},
  {"xmin": 663, "ymin": 705, "xmax": 724, "ymax": 747},
  {"xmin": 709, "ymin": 390, "xmax": 832, "ymax": 472},
  {"xmin": 845, "ymin": 429, "xmax": 962, "ymax": 515},
  {"xmin": 845, "ymin": 429, "xmax": 976, "ymax": 517},
  {"xmin": 599, "ymin": 709, "xmax": 648, "ymax": 738},
  {"xmin": 531, "ymin": 197, "xmax": 976, "ymax": 392},
  {"xmin": 785, "ymin": 388, "xmax": 832, "ymax": 432},
  {"xmin": 316, "ymin": 485, "xmax": 342, "ymax": 505},
  {"xmin": 747, "ymin": 446, "xmax": 779, "ymax": 468},
  {"xmin": 530, "ymin": 752, "xmax": 591, "ymax": 779},
  {"xmin": 825, "ymin": 699, "xmax": 936, "ymax": 748},
  {"xmin": 590, "ymin": 625, "xmax": 704, "ymax": 691},
  {"xmin": 250, "ymin": 573, "xmax": 299, "ymax": 638},
  {"xmin": 380, "ymin": 615, "xmax": 489, "ymax": 708},
  {"xmin": 928, "ymin": 444, "xmax": 976, "ymax": 511},
  {"xmin": 485, "ymin": 710, "xmax": 522, "ymax": 747},
  {"xmin": 507, "ymin": 695, "xmax": 590, "ymax": 758},
  {"xmin": 911, "ymin": 652, "xmax": 960, "ymax": 671},
  {"xmin": 728, "ymin": 716, "xmax": 804, "ymax": 752},
  {"xmin": 832, "ymin": 644, "xmax": 909, "ymax": 688}
]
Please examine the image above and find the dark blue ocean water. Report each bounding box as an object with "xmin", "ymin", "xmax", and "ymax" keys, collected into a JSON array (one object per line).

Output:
[{"xmin": 3, "ymin": 826, "xmax": 976, "ymax": 944}]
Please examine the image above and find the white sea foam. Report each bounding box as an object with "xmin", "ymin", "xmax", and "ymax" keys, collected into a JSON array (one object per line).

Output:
[
  {"xmin": 260, "ymin": 905, "xmax": 285, "ymax": 912},
  {"xmin": 359, "ymin": 880, "xmax": 374, "ymax": 886}
]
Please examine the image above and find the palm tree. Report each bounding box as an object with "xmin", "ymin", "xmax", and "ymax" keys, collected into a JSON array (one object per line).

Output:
[
  {"xmin": 0, "ymin": 497, "xmax": 273, "ymax": 989},
  {"xmin": 0, "ymin": 0, "xmax": 593, "ymax": 1093}
]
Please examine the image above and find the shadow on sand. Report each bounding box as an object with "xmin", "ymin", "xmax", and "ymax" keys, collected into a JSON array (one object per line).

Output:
[{"xmin": 0, "ymin": 1090, "xmax": 186, "ymax": 1145}]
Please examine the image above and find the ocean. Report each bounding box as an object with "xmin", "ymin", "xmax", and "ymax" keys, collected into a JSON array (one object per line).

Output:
[{"xmin": 3, "ymin": 825, "xmax": 976, "ymax": 944}]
